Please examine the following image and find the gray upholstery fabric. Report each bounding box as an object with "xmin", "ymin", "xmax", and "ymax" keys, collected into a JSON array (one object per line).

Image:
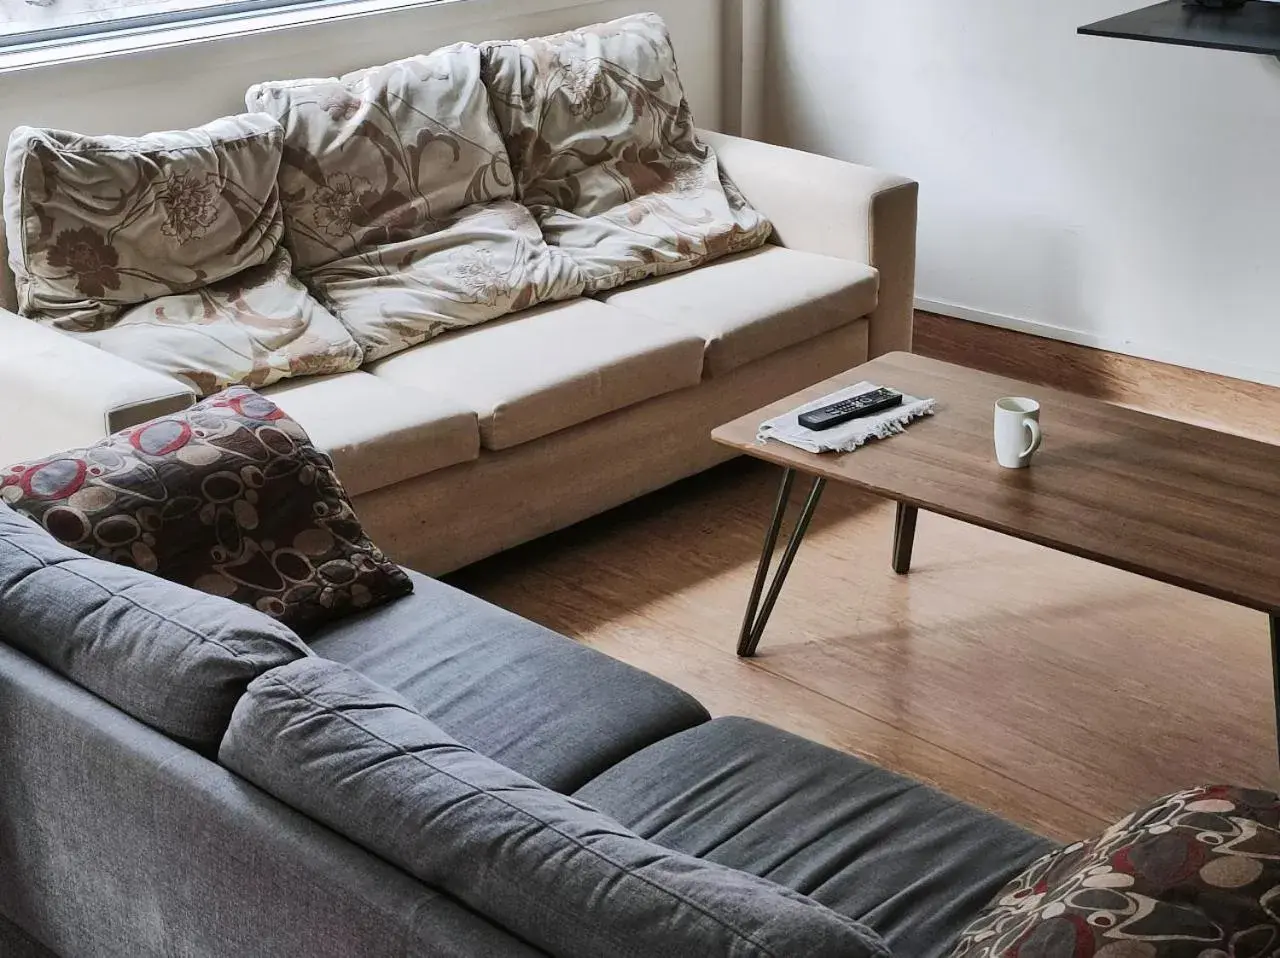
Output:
[
  {"xmin": 220, "ymin": 659, "xmax": 892, "ymax": 958},
  {"xmin": 308, "ymin": 569, "xmax": 709, "ymax": 792},
  {"xmin": 0, "ymin": 642, "xmax": 542, "ymax": 958},
  {"xmin": 575, "ymin": 717, "xmax": 1059, "ymax": 958},
  {"xmin": 0, "ymin": 504, "xmax": 309, "ymax": 752},
  {"xmin": 0, "ymin": 911, "xmax": 57, "ymax": 958}
]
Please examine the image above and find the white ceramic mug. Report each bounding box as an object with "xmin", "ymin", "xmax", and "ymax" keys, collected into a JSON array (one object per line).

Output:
[{"xmin": 993, "ymin": 397, "xmax": 1043, "ymax": 469}]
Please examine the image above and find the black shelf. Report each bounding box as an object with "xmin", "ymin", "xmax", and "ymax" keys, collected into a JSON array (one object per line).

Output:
[{"xmin": 1079, "ymin": 1, "xmax": 1280, "ymax": 56}]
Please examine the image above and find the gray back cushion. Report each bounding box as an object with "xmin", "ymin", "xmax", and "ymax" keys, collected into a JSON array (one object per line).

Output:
[
  {"xmin": 0, "ymin": 504, "xmax": 309, "ymax": 751},
  {"xmin": 219, "ymin": 658, "xmax": 890, "ymax": 958}
]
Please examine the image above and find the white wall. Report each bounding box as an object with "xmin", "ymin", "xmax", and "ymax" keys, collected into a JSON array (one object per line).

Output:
[{"xmin": 765, "ymin": 0, "xmax": 1280, "ymax": 385}]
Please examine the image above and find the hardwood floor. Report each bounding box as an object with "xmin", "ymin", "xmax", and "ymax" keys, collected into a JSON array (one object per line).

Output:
[
  {"xmin": 915, "ymin": 311, "xmax": 1280, "ymax": 444},
  {"xmin": 450, "ymin": 317, "xmax": 1280, "ymax": 844}
]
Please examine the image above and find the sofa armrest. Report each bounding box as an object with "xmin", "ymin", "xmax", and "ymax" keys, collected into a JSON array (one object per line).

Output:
[
  {"xmin": 700, "ymin": 130, "xmax": 918, "ymax": 357},
  {"xmin": 0, "ymin": 309, "xmax": 194, "ymax": 463},
  {"xmin": 0, "ymin": 644, "xmax": 542, "ymax": 958}
]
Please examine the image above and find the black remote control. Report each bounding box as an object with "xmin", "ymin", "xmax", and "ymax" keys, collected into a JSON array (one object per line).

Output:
[{"xmin": 797, "ymin": 388, "xmax": 904, "ymax": 431}]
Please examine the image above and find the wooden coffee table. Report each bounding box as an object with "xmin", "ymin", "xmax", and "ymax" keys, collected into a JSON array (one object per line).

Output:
[{"xmin": 713, "ymin": 352, "xmax": 1280, "ymax": 762}]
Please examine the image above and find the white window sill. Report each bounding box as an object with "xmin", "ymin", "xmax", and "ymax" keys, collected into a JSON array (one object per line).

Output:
[{"xmin": 0, "ymin": 0, "xmax": 591, "ymax": 74}]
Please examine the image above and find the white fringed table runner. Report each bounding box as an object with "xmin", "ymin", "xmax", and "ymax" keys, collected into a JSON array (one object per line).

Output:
[{"xmin": 757, "ymin": 381, "xmax": 936, "ymax": 454}]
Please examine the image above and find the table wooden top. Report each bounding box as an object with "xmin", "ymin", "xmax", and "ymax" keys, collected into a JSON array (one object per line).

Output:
[{"xmin": 713, "ymin": 352, "xmax": 1280, "ymax": 615}]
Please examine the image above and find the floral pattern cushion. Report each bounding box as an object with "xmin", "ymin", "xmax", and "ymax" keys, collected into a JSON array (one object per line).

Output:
[
  {"xmin": 949, "ymin": 784, "xmax": 1280, "ymax": 957},
  {"xmin": 0, "ymin": 387, "xmax": 411, "ymax": 634},
  {"xmin": 480, "ymin": 13, "xmax": 773, "ymax": 294},
  {"xmin": 3, "ymin": 115, "xmax": 364, "ymax": 394},
  {"xmin": 82, "ymin": 248, "xmax": 362, "ymax": 396},
  {"xmin": 306, "ymin": 199, "xmax": 584, "ymax": 361},
  {"xmin": 248, "ymin": 44, "xmax": 585, "ymax": 361}
]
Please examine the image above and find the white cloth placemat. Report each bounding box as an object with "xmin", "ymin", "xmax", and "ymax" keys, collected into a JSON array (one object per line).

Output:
[{"xmin": 757, "ymin": 381, "xmax": 936, "ymax": 454}]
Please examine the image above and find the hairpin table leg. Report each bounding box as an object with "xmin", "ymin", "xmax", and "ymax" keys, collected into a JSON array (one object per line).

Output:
[
  {"xmin": 1271, "ymin": 614, "xmax": 1280, "ymax": 771},
  {"xmin": 737, "ymin": 468, "xmax": 826, "ymax": 658},
  {"xmin": 892, "ymin": 503, "xmax": 918, "ymax": 575}
]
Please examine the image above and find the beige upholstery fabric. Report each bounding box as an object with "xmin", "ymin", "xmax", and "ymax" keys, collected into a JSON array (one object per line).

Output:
[
  {"xmin": 263, "ymin": 371, "xmax": 478, "ymax": 498},
  {"xmin": 699, "ymin": 130, "xmax": 918, "ymax": 357},
  {"xmin": 481, "ymin": 15, "xmax": 771, "ymax": 294},
  {"xmin": 248, "ymin": 45, "xmax": 583, "ymax": 361},
  {"xmin": 368, "ymin": 297, "xmax": 704, "ymax": 452},
  {"xmin": 354, "ymin": 321, "xmax": 869, "ymax": 576},
  {"xmin": 0, "ymin": 307, "xmax": 195, "ymax": 465},
  {"xmin": 600, "ymin": 244, "xmax": 878, "ymax": 377},
  {"xmin": 4, "ymin": 115, "xmax": 363, "ymax": 395}
]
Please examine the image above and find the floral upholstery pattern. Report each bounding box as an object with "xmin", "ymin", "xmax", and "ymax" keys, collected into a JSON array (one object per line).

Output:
[
  {"xmin": 0, "ymin": 387, "xmax": 412, "ymax": 634},
  {"xmin": 3, "ymin": 115, "xmax": 364, "ymax": 394},
  {"xmin": 248, "ymin": 44, "xmax": 585, "ymax": 361},
  {"xmin": 480, "ymin": 13, "xmax": 773, "ymax": 294},
  {"xmin": 81, "ymin": 248, "xmax": 362, "ymax": 396},
  {"xmin": 949, "ymin": 784, "xmax": 1280, "ymax": 957}
]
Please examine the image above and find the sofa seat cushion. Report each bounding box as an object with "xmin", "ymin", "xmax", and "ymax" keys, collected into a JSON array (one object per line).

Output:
[
  {"xmin": 220, "ymin": 659, "xmax": 890, "ymax": 958},
  {"xmin": 575, "ymin": 717, "xmax": 1058, "ymax": 958},
  {"xmin": 599, "ymin": 245, "xmax": 879, "ymax": 377},
  {"xmin": 367, "ymin": 297, "xmax": 704, "ymax": 451},
  {"xmin": 307, "ymin": 569, "xmax": 709, "ymax": 792},
  {"xmin": 262, "ymin": 372, "xmax": 479, "ymax": 497}
]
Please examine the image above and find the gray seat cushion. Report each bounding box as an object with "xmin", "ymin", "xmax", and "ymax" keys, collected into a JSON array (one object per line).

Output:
[
  {"xmin": 220, "ymin": 659, "xmax": 890, "ymax": 958},
  {"xmin": 307, "ymin": 570, "xmax": 709, "ymax": 792},
  {"xmin": 0, "ymin": 504, "xmax": 309, "ymax": 752},
  {"xmin": 574, "ymin": 717, "xmax": 1059, "ymax": 957}
]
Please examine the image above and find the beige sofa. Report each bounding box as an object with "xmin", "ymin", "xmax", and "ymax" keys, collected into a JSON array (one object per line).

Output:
[{"xmin": 0, "ymin": 129, "xmax": 915, "ymax": 575}]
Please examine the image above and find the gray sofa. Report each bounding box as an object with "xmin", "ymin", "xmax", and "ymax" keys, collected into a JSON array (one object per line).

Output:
[{"xmin": 0, "ymin": 548, "xmax": 1056, "ymax": 957}]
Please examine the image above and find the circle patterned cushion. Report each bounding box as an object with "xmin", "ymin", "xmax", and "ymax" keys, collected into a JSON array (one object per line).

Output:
[
  {"xmin": 1, "ymin": 385, "xmax": 411, "ymax": 634},
  {"xmin": 950, "ymin": 785, "xmax": 1280, "ymax": 957}
]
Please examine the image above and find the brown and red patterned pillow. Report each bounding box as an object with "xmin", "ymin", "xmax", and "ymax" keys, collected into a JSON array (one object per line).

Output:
[
  {"xmin": 949, "ymin": 784, "xmax": 1280, "ymax": 956},
  {"xmin": 0, "ymin": 386, "xmax": 410, "ymax": 634}
]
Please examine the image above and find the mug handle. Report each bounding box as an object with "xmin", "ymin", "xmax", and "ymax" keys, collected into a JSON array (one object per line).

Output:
[{"xmin": 1022, "ymin": 419, "xmax": 1042, "ymax": 457}]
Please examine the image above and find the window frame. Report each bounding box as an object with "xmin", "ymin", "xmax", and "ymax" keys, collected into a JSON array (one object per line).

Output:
[{"xmin": 1, "ymin": 0, "xmax": 363, "ymax": 50}]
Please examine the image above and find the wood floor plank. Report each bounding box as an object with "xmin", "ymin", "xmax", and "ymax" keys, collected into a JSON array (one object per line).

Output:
[
  {"xmin": 450, "ymin": 457, "xmax": 1275, "ymax": 843},
  {"xmin": 458, "ymin": 551, "xmax": 1107, "ymax": 842}
]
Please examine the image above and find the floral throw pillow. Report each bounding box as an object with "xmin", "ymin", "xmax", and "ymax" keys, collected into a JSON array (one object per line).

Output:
[
  {"xmin": 949, "ymin": 784, "xmax": 1280, "ymax": 957},
  {"xmin": 3, "ymin": 115, "xmax": 364, "ymax": 395},
  {"xmin": 248, "ymin": 44, "xmax": 585, "ymax": 361},
  {"xmin": 480, "ymin": 13, "xmax": 773, "ymax": 294},
  {"xmin": 0, "ymin": 387, "xmax": 411, "ymax": 634}
]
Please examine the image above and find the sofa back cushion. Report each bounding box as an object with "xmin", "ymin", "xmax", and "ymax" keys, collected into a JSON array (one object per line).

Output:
[
  {"xmin": 247, "ymin": 45, "xmax": 584, "ymax": 361},
  {"xmin": 219, "ymin": 658, "xmax": 890, "ymax": 958},
  {"xmin": 480, "ymin": 13, "xmax": 772, "ymax": 294},
  {"xmin": 246, "ymin": 45, "xmax": 509, "ymax": 271},
  {"xmin": 3, "ymin": 116, "xmax": 363, "ymax": 395},
  {"xmin": 0, "ymin": 386, "xmax": 412, "ymax": 634},
  {"xmin": 0, "ymin": 503, "xmax": 309, "ymax": 751}
]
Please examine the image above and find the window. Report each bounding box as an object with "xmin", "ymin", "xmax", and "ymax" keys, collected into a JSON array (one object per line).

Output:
[{"xmin": 0, "ymin": 0, "xmax": 343, "ymax": 49}]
